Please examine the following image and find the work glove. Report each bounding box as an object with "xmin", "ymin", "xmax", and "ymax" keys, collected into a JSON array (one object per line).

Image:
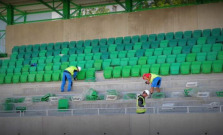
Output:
[
  {"xmin": 74, "ymin": 77, "xmax": 78, "ymax": 81},
  {"xmin": 145, "ymin": 81, "xmax": 150, "ymax": 84}
]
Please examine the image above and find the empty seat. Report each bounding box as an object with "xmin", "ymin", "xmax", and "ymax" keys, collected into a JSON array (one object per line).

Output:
[
  {"xmin": 132, "ymin": 35, "xmax": 140, "ymax": 43},
  {"xmin": 169, "ymin": 39, "xmax": 178, "ymax": 47},
  {"xmin": 86, "ymin": 68, "xmax": 95, "ymax": 79},
  {"xmin": 110, "ymin": 51, "xmax": 118, "ymax": 59},
  {"xmin": 150, "ymin": 64, "xmax": 160, "ymax": 74},
  {"xmin": 116, "ymin": 44, "xmax": 125, "ymax": 51},
  {"xmin": 85, "ymin": 53, "xmax": 93, "ymax": 61},
  {"xmin": 62, "ymin": 42, "xmax": 69, "ymax": 49},
  {"xmin": 131, "ymin": 65, "xmax": 141, "ymax": 77},
  {"xmin": 197, "ymin": 37, "xmax": 207, "ymax": 45},
  {"xmin": 111, "ymin": 58, "xmax": 120, "ymax": 66},
  {"xmin": 28, "ymin": 73, "xmax": 36, "ymax": 82},
  {"xmin": 122, "ymin": 66, "xmax": 131, "ymax": 78},
  {"xmin": 108, "ymin": 44, "xmax": 117, "ymax": 52},
  {"xmin": 203, "ymin": 29, "xmax": 211, "ymax": 37},
  {"xmin": 5, "ymin": 75, "xmax": 13, "ymax": 84},
  {"xmin": 170, "ymin": 63, "xmax": 181, "ymax": 75},
  {"xmin": 212, "ymin": 43, "xmax": 222, "ymax": 52},
  {"xmin": 206, "ymin": 36, "xmax": 216, "ymax": 44},
  {"xmin": 196, "ymin": 52, "xmax": 206, "ymax": 62},
  {"xmin": 180, "ymin": 62, "xmax": 191, "ymax": 75},
  {"xmin": 99, "ymin": 38, "xmax": 107, "ymax": 46},
  {"xmin": 201, "ymin": 61, "xmax": 212, "ymax": 74},
  {"xmin": 176, "ymin": 54, "xmax": 186, "ymax": 63},
  {"xmin": 157, "ymin": 33, "xmax": 165, "ymax": 41},
  {"xmin": 129, "ymin": 57, "xmax": 138, "ymax": 66},
  {"xmin": 141, "ymin": 64, "xmax": 150, "ymax": 76},
  {"xmin": 120, "ymin": 58, "xmax": 129, "ymax": 66},
  {"xmin": 113, "ymin": 66, "xmax": 122, "ymax": 78},
  {"xmin": 94, "ymin": 60, "xmax": 102, "ymax": 70},
  {"xmin": 192, "ymin": 45, "xmax": 202, "ymax": 53},
  {"xmin": 172, "ymin": 46, "xmax": 182, "ymax": 55},
  {"xmin": 145, "ymin": 49, "xmax": 154, "ymax": 56},
  {"xmin": 182, "ymin": 45, "xmax": 192, "ymax": 54},
  {"xmin": 69, "ymin": 41, "xmax": 76, "ymax": 48},
  {"xmin": 36, "ymin": 73, "xmax": 44, "ymax": 82},
  {"xmin": 124, "ymin": 36, "xmax": 131, "ymax": 44},
  {"xmin": 77, "ymin": 69, "xmax": 86, "ymax": 80},
  {"xmin": 84, "ymin": 46, "xmax": 92, "ymax": 54},
  {"xmin": 211, "ymin": 28, "xmax": 221, "ymax": 37},
  {"xmin": 52, "ymin": 72, "xmax": 60, "ymax": 81},
  {"xmin": 178, "ymin": 39, "xmax": 187, "ymax": 47},
  {"xmin": 25, "ymin": 45, "xmax": 33, "ymax": 52},
  {"xmin": 84, "ymin": 40, "xmax": 91, "ymax": 47},
  {"xmin": 138, "ymin": 56, "xmax": 147, "ymax": 65},
  {"xmin": 133, "ymin": 42, "xmax": 142, "ymax": 50},
  {"xmin": 93, "ymin": 53, "xmax": 102, "ymax": 60},
  {"xmin": 76, "ymin": 40, "xmax": 84, "ymax": 48},
  {"xmin": 125, "ymin": 43, "xmax": 134, "ymax": 51},
  {"xmin": 127, "ymin": 50, "xmax": 136, "ymax": 58},
  {"xmin": 191, "ymin": 61, "xmax": 201, "ymax": 74},
  {"xmin": 193, "ymin": 30, "xmax": 202, "ymax": 38},
  {"xmin": 92, "ymin": 46, "xmax": 100, "ymax": 53},
  {"xmin": 175, "ymin": 31, "xmax": 183, "ymax": 39},
  {"xmin": 157, "ymin": 55, "xmax": 166, "ymax": 64},
  {"xmin": 187, "ymin": 38, "xmax": 197, "ymax": 46},
  {"xmin": 140, "ymin": 35, "xmax": 148, "ymax": 43},
  {"xmin": 102, "ymin": 59, "xmax": 111, "ymax": 69},
  {"xmin": 186, "ymin": 53, "xmax": 196, "ymax": 62},
  {"xmin": 103, "ymin": 67, "xmax": 113, "ymax": 79},
  {"xmin": 212, "ymin": 60, "xmax": 223, "ymax": 73},
  {"xmin": 160, "ymin": 63, "xmax": 170, "ymax": 76},
  {"xmin": 160, "ymin": 40, "xmax": 169, "ymax": 48},
  {"xmin": 163, "ymin": 47, "xmax": 172, "ymax": 55},
  {"xmin": 165, "ymin": 32, "xmax": 174, "ymax": 40},
  {"xmin": 166, "ymin": 55, "xmax": 176, "ymax": 63},
  {"xmin": 100, "ymin": 45, "xmax": 108, "ymax": 53},
  {"xmin": 135, "ymin": 49, "xmax": 145, "ymax": 57},
  {"xmin": 151, "ymin": 41, "xmax": 160, "ymax": 48},
  {"xmin": 202, "ymin": 44, "xmax": 212, "ymax": 52},
  {"xmin": 115, "ymin": 37, "xmax": 123, "ymax": 44},
  {"xmin": 218, "ymin": 51, "xmax": 223, "ymax": 60},
  {"xmin": 107, "ymin": 38, "xmax": 115, "ymax": 45},
  {"xmin": 207, "ymin": 52, "xmax": 217, "ymax": 61},
  {"xmin": 47, "ymin": 43, "xmax": 54, "ymax": 51},
  {"xmin": 142, "ymin": 42, "xmax": 150, "ymax": 49},
  {"xmin": 147, "ymin": 56, "xmax": 157, "ymax": 64},
  {"xmin": 183, "ymin": 31, "xmax": 192, "ymax": 39},
  {"xmin": 148, "ymin": 34, "xmax": 157, "ymax": 42},
  {"xmin": 154, "ymin": 48, "xmax": 163, "ymax": 56},
  {"xmin": 118, "ymin": 51, "xmax": 127, "ymax": 58}
]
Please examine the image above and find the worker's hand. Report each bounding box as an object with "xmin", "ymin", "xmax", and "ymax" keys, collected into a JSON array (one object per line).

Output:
[
  {"xmin": 145, "ymin": 81, "xmax": 150, "ymax": 85},
  {"xmin": 74, "ymin": 78, "xmax": 78, "ymax": 81}
]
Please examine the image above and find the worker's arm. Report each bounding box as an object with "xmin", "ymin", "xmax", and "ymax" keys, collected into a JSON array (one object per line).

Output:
[
  {"xmin": 73, "ymin": 71, "xmax": 78, "ymax": 80},
  {"xmin": 144, "ymin": 76, "xmax": 151, "ymax": 84},
  {"xmin": 138, "ymin": 97, "xmax": 144, "ymax": 107}
]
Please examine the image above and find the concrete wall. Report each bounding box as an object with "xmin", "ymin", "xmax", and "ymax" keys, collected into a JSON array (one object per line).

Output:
[
  {"xmin": 0, "ymin": 113, "xmax": 222, "ymax": 135},
  {"xmin": 5, "ymin": 2, "xmax": 223, "ymax": 54}
]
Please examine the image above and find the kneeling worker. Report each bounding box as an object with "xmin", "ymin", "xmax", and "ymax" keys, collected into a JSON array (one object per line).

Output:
[
  {"xmin": 61, "ymin": 66, "xmax": 81, "ymax": 92},
  {"xmin": 136, "ymin": 90, "xmax": 150, "ymax": 114},
  {"xmin": 143, "ymin": 73, "xmax": 162, "ymax": 95}
]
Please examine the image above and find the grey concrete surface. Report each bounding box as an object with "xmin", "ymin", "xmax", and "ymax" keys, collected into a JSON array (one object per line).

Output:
[{"xmin": 0, "ymin": 113, "xmax": 222, "ymax": 135}]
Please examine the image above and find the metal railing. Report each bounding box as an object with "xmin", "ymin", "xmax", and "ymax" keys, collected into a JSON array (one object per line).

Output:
[{"xmin": 0, "ymin": 106, "xmax": 222, "ymax": 117}]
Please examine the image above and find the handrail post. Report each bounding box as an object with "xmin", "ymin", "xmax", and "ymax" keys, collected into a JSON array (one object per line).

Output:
[
  {"xmin": 187, "ymin": 107, "xmax": 190, "ymax": 113},
  {"xmin": 46, "ymin": 110, "xmax": 48, "ymax": 116},
  {"xmin": 71, "ymin": 109, "xmax": 73, "ymax": 116},
  {"xmin": 125, "ymin": 108, "xmax": 127, "ymax": 114},
  {"xmin": 97, "ymin": 108, "xmax": 100, "ymax": 115}
]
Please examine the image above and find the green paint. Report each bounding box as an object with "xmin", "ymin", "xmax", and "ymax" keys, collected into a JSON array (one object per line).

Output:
[
  {"xmin": 63, "ymin": 0, "xmax": 70, "ymax": 19},
  {"xmin": 125, "ymin": 0, "xmax": 133, "ymax": 12},
  {"xmin": 7, "ymin": 5, "xmax": 14, "ymax": 25}
]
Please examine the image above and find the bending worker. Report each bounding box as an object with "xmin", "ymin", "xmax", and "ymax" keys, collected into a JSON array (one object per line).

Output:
[
  {"xmin": 61, "ymin": 66, "xmax": 81, "ymax": 92},
  {"xmin": 143, "ymin": 73, "xmax": 162, "ymax": 95},
  {"xmin": 136, "ymin": 90, "xmax": 150, "ymax": 114}
]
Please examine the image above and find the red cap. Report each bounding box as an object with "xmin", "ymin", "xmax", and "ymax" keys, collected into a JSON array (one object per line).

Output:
[{"xmin": 143, "ymin": 73, "xmax": 151, "ymax": 80}]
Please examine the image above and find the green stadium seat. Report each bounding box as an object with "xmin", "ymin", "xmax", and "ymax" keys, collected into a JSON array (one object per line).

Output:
[
  {"xmin": 31, "ymin": 52, "xmax": 38, "ymax": 58},
  {"xmin": 133, "ymin": 42, "xmax": 142, "ymax": 50},
  {"xmin": 141, "ymin": 64, "xmax": 150, "ymax": 76},
  {"xmin": 46, "ymin": 51, "xmax": 53, "ymax": 57},
  {"xmin": 69, "ymin": 41, "xmax": 76, "ymax": 48},
  {"xmin": 135, "ymin": 49, "xmax": 145, "ymax": 57},
  {"xmin": 160, "ymin": 63, "xmax": 170, "ymax": 76},
  {"xmin": 61, "ymin": 55, "xmax": 69, "ymax": 62},
  {"xmin": 197, "ymin": 37, "xmax": 207, "ymax": 45},
  {"xmin": 192, "ymin": 45, "xmax": 202, "ymax": 53},
  {"xmin": 7, "ymin": 67, "xmax": 14, "ymax": 74},
  {"xmin": 77, "ymin": 54, "xmax": 85, "ymax": 61},
  {"xmin": 108, "ymin": 38, "xmax": 115, "ymax": 45},
  {"xmin": 47, "ymin": 43, "xmax": 54, "ymax": 51},
  {"xmin": 187, "ymin": 38, "xmax": 197, "ymax": 46},
  {"xmin": 45, "ymin": 64, "xmax": 53, "ymax": 71},
  {"xmin": 94, "ymin": 60, "xmax": 102, "ymax": 70},
  {"xmin": 142, "ymin": 42, "xmax": 150, "ymax": 49},
  {"xmin": 125, "ymin": 43, "xmax": 134, "ymax": 51},
  {"xmin": 99, "ymin": 38, "xmax": 108, "ymax": 45},
  {"xmin": 157, "ymin": 55, "xmax": 166, "ymax": 64},
  {"xmin": 13, "ymin": 75, "xmax": 21, "ymax": 83},
  {"xmin": 76, "ymin": 40, "xmax": 84, "ymax": 48},
  {"xmin": 37, "ymin": 64, "xmax": 45, "ymax": 72},
  {"xmin": 39, "ymin": 43, "xmax": 47, "ymax": 51},
  {"xmin": 0, "ymin": 74, "xmax": 5, "ymax": 84},
  {"xmin": 36, "ymin": 73, "xmax": 44, "ymax": 82},
  {"xmin": 150, "ymin": 64, "xmax": 160, "ymax": 74},
  {"xmin": 17, "ymin": 53, "xmax": 25, "ymax": 59},
  {"xmin": 160, "ymin": 40, "xmax": 169, "ymax": 48},
  {"xmin": 178, "ymin": 39, "xmax": 187, "ymax": 47},
  {"xmin": 111, "ymin": 58, "xmax": 120, "ymax": 66},
  {"xmin": 122, "ymin": 66, "xmax": 131, "ymax": 78},
  {"xmin": 196, "ymin": 52, "xmax": 206, "ymax": 62},
  {"xmin": 53, "ymin": 56, "xmax": 61, "ymax": 63},
  {"xmin": 182, "ymin": 45, "xmax": 192, "ymax": 54},
  {"xmin": 84, "ymin": 40, "xmax": 91, "ymax": 47},
  {"xmin": 2, "ymin": 59, "xmax": 9, "ymax": 67},
  {"xmin": 118, "ymin": 51, "xmax": 127, "ymax": 58},
  {"xmin": 53, "ymin": 64, "xmax": 61, "ymax": 71},
  {"xmin": 12, "ymin": 46, "xmax": 19, "ymax": 53},
  {"xmin": 202, "ymin": 44, "xmax": 212, "ymax": 52},
  {"xmin": 203, "ymin": 29, "xmax": 211, "ymax": 37},
  {"xmin": 184, "ymin": 31, "xmax": 192, "ymax": 39},
  {"xmin": 62, "ymin": 42, "xmax": 69, "ymax": 49},
  {"xmin": 92, "ymin": 46, "xmax": 100, "ymax": 53},
  {"xmin": 127, "ymin": 50, "xmax": 136, "ymax": 58},
  {"xmin": 22, "ymin": 65, "xmax": 30, "ymax": 73},
  {"xmin": 103, "ymin": 67, "xmax": 113, "ymax": 79},
  {"xmin": 100, "ymin": 45, "xmax": 108, "ymax": 53},
  {"xmin": 77, "ymin": 69, "xmax": 86, "ymax": 80},
  {"xmin": 61, "ymin": 48, "xmax": 69, "ymax": 55},
  {"xmin": 175, "ymin": 31, "xmax": 183, "ymax": 39},
  {"xmin": 180, "ymin": 62, "xmax": 191, "ymax": 75},
  {"xmin": 191, "ymin": 61, "xmax": 201, "ymax": 74},
  {"xmin": 163, "ymin": 47, "xmax": 172, "ymax": 55},
  {"xmin": 186, "ymin": 53, "xmax": 196, "ymax": 62},
  {"xmin": 172, "ymin": 46, "xmax": 182, "ymax": 55},
  {"xmin": 53, "ymin": 50, "xmax": 61, "ymax": 56},
  {"xmin": 44, "ymin": 73, "xmax": 52, "ymax": 82},
  {"xmin": 140, "ymin": 35, "xmax": 148, "ymax": 43},
  {"xmin": 10, "ymin": 53, "xmax": 18, "ymax": 60},
  {"xmin": 38, "ymin": 58, "xmax": 46, "ymax": 64},
  {"xmin": 77, "ymin": 61, "xmax": 85, "ymax": 69},
  {"xmin": 124, "ymin": 36, "xmax": 131, "ymax": 44},
  {"xmin": 120, "ymin": 58, "xmax": 129, "ymax": 66},
  {"xmin": 129, "ymin": 57, "xmax": 138, "ymax": 66},
  {"xmin": 20, "ymin": 74, "xmax": 28, "ymax": 83},
  {"xmin": 76, "ymin": 47, "xmax": 84, "ymax": 54},
  {"xmin": 38, "ymin": 51, "xmax": 46, "ymax": 57},
  {"xmin": 207, "ymin": 52, "xmax": 217, "ymax": 61},
  {"xmin": 166, "ymin": 54, "xmax": 176, "ymax": 63},
  {"xmin": 5, "ymin": 75, "xmax": 13, "ymax": 84},
  {"xmin": 69, "ymin": 61, "xmax": 77, "ymax": 66},
  {"xmin": 28, "ymin": 73, "xmax": 36, "ymax": 82},
  {"xmin": 23, "ymin": 59, "xmax": 31, "ymax": 65},
  {"xmin": 218, "ymin": 51, "xmax": 223, "ymax": 60},
  {"xmin": 212, "ymin": 60, "xmax": 223, "ymax": 73},
  {"xmin": 54, "ymin": 42, "xmax": 61, "ymax": 50},
  {"xmin": 157, "ymin": 33, "xmax": 165, "ymax": 41},
  {"xmin": 85, "ymin": 59, "xmax": 95, "ymax": 69},
  {"xmin": 201, "ymin": 61, "xmax": 212, "ymax": 74},
  {"xmin": 138, "ymin": 56, "xmax": 147, "ymax": 65},
  {"xmin": 131, "ymin": 65, "xmax": 141, "ymax": 77},
  {"xmin": 151, "ymin": 41, "xmax": 160, "ymax": 48},
  {"xmin": 29, "ymin": 66, "xmax": 37, "ymax": 73},
  {"xmin": 116, "ymin": 44, "xmax": 125, "ymax": 51},
  {"xmin": 154, "ymin": 48, "xmax": 163, "ymax": 56},
  {"xmin": 212, "ymin": 43, "xmax": 222, "ymax": 52},
  {"xmin": 69, "ymin": 48, "xmax": 76, "ymax": 55},
  {"xmin": 216, "ymin": 36, "xmax": 223, "ymax": 43},
  {"xmin": 148, "ymin": 34, "xmax": 156, "ymax": 41},
  {"xmin": 212, "ymin": 28, "xmax": 221, "ymax": 36},
  {"xmin": 93, "ymin": 53, "xmax": 102, "ymax": 60},
  {"xmin": 19, "ymin": 45, "xmax": 26, "ymax": 53},
  {"xmin": 14, "ymin": 67, "xmax": 22, "ymax": 74},
  {"xmin": 110, "ymin": 51, "xmax": 118, "ymax": 59},
  {"xmin": 206, "ymin": 36, "xmax": 216, "ymax": 44},
  {"xmin": 147, "ymin": 56, "xmax": 157, "ymax": 64},
  {"xmin": 85, "ymin": 53, "xmax": 93, "ymax": 61},
  {"xmin": 193, "ymin": 30, "xmax": 202, "ymax": 38},
  {"xmin": 170, "ymin": 63, "xmax": 181, "ymax": 75},
  {"xmin": 45, "ymin": 56, "xmax": 54, "ymax": 63},
  {"xmin": 102, "ymin": 59, "xmax": 111, "ymax": 69},
  {"xmin": 115, "ymin": 37, "xmax": 123, "ymax": 44},
  {"xmin": 169, "ymin": 39, "xmax": 178, "ymax": 47},
  {"xmin": 25, "ymin": 45, "xmax": 33, "ymax": 52},
  {"xmin": 132, "ymin": 35, "xmax": 140, "ymax": 43},
  {"xmin": 52, "ymin": 72, "xmax": 60, "ymax": 81},
  {"xmin": 166, "ymin": 32, "xmax": 174, "ymax": 40},
  {"xmin": 108, "ymin": 44, "xmax": 117, "ymax": 52},
  {"xmin": 113, "ymin": 66, "xmax": 122, "ymax": 78},
  {"xmin": 86, "ymin": 68, "xmax": 96, "ymax": 79},
  {"xmin": 8, "ymin": 60, "xmax": 16, "ymax": 67}
]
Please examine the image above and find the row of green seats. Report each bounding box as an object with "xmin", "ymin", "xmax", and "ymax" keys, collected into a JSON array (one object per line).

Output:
[
  {"xmin": 0, "ymin": 68, "xmax": 95, "ymax": 84},
  {"xmin": 103, "ymin": 60, "xmax": 223, "ymax": 79},
  {"xmin": 6, "ymin": 43, "xmax": 223, "ymax": 68},
  {"xmin": 12, "ymin": 28, "xmax": 223, "ymax": 53}
]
